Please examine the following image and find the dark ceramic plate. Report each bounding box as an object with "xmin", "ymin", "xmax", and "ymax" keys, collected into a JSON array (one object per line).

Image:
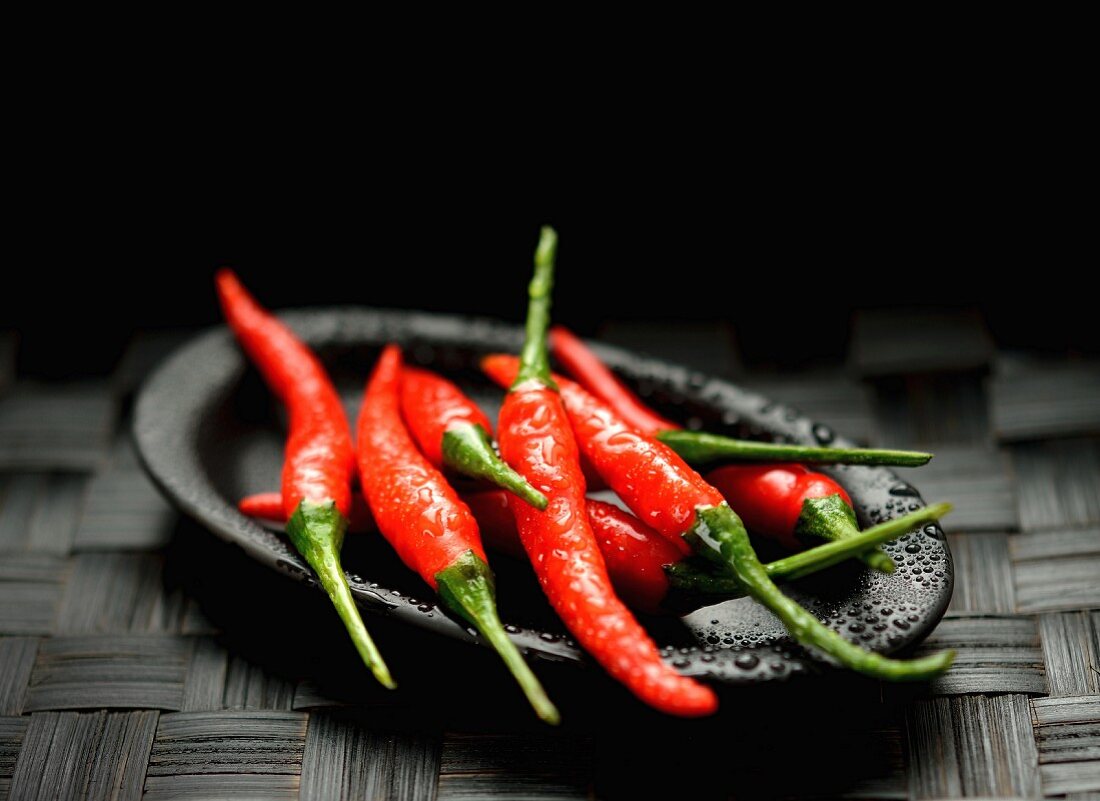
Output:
[{"xmin": 133, "ymin": 309, "xmax": 952, "ymax": 684}]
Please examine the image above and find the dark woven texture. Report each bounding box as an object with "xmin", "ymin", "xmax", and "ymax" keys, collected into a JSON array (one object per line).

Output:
[{"xmin": 0, "ymin": 316, "xmax": 1097, "ymax": 800}]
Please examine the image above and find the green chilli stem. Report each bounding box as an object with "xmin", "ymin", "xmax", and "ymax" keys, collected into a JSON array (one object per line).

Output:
[
  {"xmin": 656, "ymin": 430, "xmax": 932, "ymax": 468},
  {"xmin": 666, "ymin": 502, "xmax": 952, "ymax": 595},
  {"xmin": 685, "ymin": 503, "xmax": 955, "ymax": 681},
  {"xmin": 514, "ymin": 226, "xmax": 558, "ymax": 390},
  {"xmin": 775, "ymin": 502, "xmax": 952, "ymax": 580},
  {"xmin": 664, "ymin": 561, "xmax": 744, "ymax": 595},
  {"xmin": 796, "ymin": 494, "xmax": 895, "ymax": 573},
  {"xmin": 286, "ymin": 500, "xmax": 396, "ymax": 689},
  {"xmin": 441, "ymin": 423, "xmax": 548, "ymax": 510},
  {"xmin": 436, "ymin": 550, "xmax": 560, "ymax": 724}
]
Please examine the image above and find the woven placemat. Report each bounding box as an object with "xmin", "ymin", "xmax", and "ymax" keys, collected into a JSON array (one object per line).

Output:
[{"xmin": 0, "ymin": 316, "xmax": 1097, "ymax": 800}]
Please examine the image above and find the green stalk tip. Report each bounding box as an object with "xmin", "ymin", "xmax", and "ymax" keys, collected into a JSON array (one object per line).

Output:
[
  {"xmin": 535, "ymin": 225, "xmax": 558, "ymax": 271},
  {"xmin": 514, "ymin": 227, "xmax": 559, "ymax": 390},
  {"xmin": 901, "ymin": 649, "xmax": 956, "ymax": 680},
  {"xmin": 685, "ymin": 503, "xmax": 955, "ymax": 682},
  {"xmin": 286, "ymin": 501, "xmax": 396, "ymax": 689},
  {"xmin": 775, "ymin": 501, "xmax": 953, "ymax": 582},
  {"xmin": 925, "ymin": 501, "xmax": 953, "ymax": 518},
  {"xmin": 436, "ymin": 551, "xmax": 560, "ymax": 724},
  {"xmin": 442, "ymin": 424, "xmax": 548, "ymax": 510},
  {"xmin": 657, "ymin": 430, "xmax": 934, "ymax": 468},
  {"xmin": 796, "ymin": 494, "xmax": 895, "ymax": 574}
]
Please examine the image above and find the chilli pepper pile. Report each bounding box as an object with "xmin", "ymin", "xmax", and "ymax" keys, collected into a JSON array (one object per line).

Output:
[{"xmin": 218, "ymin": 229, "xmax": 955, "ymax": 722}]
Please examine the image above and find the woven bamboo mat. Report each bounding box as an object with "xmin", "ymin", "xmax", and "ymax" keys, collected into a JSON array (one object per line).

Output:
[{"xmin": 0, "ymin": 318, "xmax": 1097, "ymax": 801}]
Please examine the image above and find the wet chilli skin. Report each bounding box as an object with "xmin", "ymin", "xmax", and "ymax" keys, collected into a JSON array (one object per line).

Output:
[
  {"xmin": 706, "ymin": 464, "xmax": 895, "ymax": 573},
  {"xmin": 356, "ymin": 344, "xmax": 558, "ymax": 724},
  {"xmin": 215, "ymin": 270, "xmax": 394, "ymax": 689},
  {"xmin": 496, "ymin": 227, "xmax": 719, "ymax": 717},
  {"xmin": 548, "ymin": 327, "xmax": 932, "ymax": 571},
  {"xmin": 400, "ymin": 366, "xmax": 547, "ymax": 509},
  {"xmin": 220, "ymin": 229, "xmax": 953, "ymax": 716},
  {"xmin": 483, "ymin": 353, "xmax": 956, "ymax": 682}
]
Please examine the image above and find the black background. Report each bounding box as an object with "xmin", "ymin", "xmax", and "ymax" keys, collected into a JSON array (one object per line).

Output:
[{"xmin": 8, "ymin": 84, "xmax": 1091, "ymax": 377}]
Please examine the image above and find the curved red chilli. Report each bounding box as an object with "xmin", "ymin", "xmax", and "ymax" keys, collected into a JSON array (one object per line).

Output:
[
  {"xmin": 467, "ymin": 490, "xmax": 680, "ymax": 613},
  {"xmin": 551, "ymin": 325, "xmax": 679, "ymax": 435},
  {"xmin": 484, "ymin": 355, "xmax": 721, "ymax": 552},
  {"xmin": 498, "ymin": 383, "xmax": 716, "ymax": 716},
  {"xmin": 400, "ymin": 367, "xmax": 494, "ymax": 467},
  {"xmin": 357, "ymin": 345, "xmax": 487, "ymax": 588},
  {"xmin": 215, "ymin": 270, "xmax": 353, "ymax": 519},
  {"xmin": 706, "ymin": 465, "xmax": 853, "ymax": 550}
]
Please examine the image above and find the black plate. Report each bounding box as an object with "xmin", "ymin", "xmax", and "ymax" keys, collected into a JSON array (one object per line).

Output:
[{"xmin": 133, "ymin": 308, "xmax": 952, "ymax": 684}]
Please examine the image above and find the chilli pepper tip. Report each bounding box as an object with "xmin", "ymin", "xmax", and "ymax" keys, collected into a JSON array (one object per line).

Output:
[
  {"xmin": 217, "ymin": 272, "xmax": 394, "ymax": 690},
  {"xmin": 497, "ymin": 228, "xmax": 718, "ymax": 716},
  {"xmin": 436, "ymin": 551, "xmax": 561, "ymax": 724},
  {"xmin": 286, "ymin": 500, "xmax": 397, "ymax": 690},
  {"xmin": 358, "ymin": 344, "xmax": 557, "ymax": 720}
]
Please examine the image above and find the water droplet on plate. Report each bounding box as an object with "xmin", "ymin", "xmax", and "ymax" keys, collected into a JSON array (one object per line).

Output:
[
  {"xmin": 735, "ymin": 653, "xmax": 760, "ymax": 670},
  {"xmin": 812, "ymin": 423, "xmax": 835, "ymax": 444},
  {"xmin": 889, "ymin": 483, "xmax": 919, "ymax": 497}
]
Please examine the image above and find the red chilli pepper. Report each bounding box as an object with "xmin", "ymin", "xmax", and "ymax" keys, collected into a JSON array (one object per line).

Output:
[
  {"xmin": 552, "ymin": 324, "xmax": 932, "ymax": 470},
  {"xmin": 400, "ymin": 366, "xmax": 547, "ymax": 509},
  {"xmin": 357, "ymin": 344, "xmax": 559, "ymax": 724},
  {"xmin": 705, "ymin": 465, "xmax": 892, "ymax": 573},
  {"xmin": 550, "ymin": 326, "xmax": 896, "ymax": 571},
  {"xmin": 551, "ymin": 325, "xmax": 678, "ymax": 434},
  {"xmin": 706, "ymin": 465, "xmax": 850, "ymax": 549},
  {"xmin": 497, "ymin": 228, "xmax": 717, "ymax": 716},
  {"xmin": 484, "ymin": 351, "xmax": 956, "ymax": 682},
  {"xmin": 215, "ymin": 270, "xmax": 394, "ymax": 689}
]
